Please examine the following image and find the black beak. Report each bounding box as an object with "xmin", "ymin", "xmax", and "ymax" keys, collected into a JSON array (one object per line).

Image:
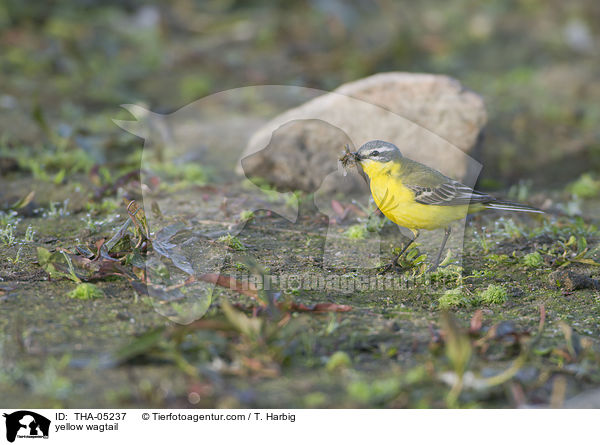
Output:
[{"xmin": 352, "ymin": 152, "xmax": 361, "ymax": 161}]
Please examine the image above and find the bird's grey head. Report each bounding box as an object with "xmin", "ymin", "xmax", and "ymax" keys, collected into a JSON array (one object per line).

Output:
[{"xmin": 355, "ymin": 140, "xmax": 402, "ymax": 163}]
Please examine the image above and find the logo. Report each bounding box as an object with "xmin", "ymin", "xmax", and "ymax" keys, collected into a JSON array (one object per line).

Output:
[{"xmin": 3, "ymin": 411, "xmax": 50, "ymax": 443}]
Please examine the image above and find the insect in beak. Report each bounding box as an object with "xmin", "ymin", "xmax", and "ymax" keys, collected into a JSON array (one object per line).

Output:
[
  {"xmin": 345, "ymin": 144, "xmax": 360, "ymax": 161},
  {"xmin": 340, "ymin": 144, "xmax": 360, "ymax": 168}
]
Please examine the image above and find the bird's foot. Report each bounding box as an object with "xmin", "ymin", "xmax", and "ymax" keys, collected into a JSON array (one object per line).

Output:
[{"xmin": 378, "ymin": 261, "xmax": 404, "ymax": 275}]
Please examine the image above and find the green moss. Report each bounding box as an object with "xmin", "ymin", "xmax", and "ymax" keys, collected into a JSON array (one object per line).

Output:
[
  {"xmin": 86, "ymin": 198, "xmax": 119, "ymax": 214},
  {"xmin": 438, "ymin": 288, "xmax": 462, "ymax": 308},
  {"xmin": 347, "ymin": 378, "xmax": 401, "ymax": 404},
  {"xmin": 347, "ymin": 381, "xmax": 370, "ymax": 403},
  {"xmin": 68, "ymin": 283, "xmax": 104, "ymax": 300},
  {"xmin": 326, "ymin": 351, "xmax": 352, "ymax": 372},
  {"xmin": 151, "ymin": 162, "xmax": 207, "ymax": 185},
  {"xmin": 218, "ymin": 234, "xmax": 246, "ymax": 251},
  {"xmin": 239, "ymin": 210, "xmax": 255, "ymax": 222},
  {"xmin": 344, "ymin": 224, "xmax": 367, "ymax": 239},
  {"xmin": 486, "ymin": 254, "xmax": 510, "ymax": 265},
  {"xmin": 303, "ymin": 392, "xmax": 327, "ymax": 408},
  {"xmin": 16, "ymin": 147, "xmax": 95, "ymax": 179},
  {"xmin": 438, "ymin": 287, "xmax": 476, "ymax": 309},
  {"xmin": 523, "ymin": 251, "xmax": 543, "ymax": 268},
  {"xmin": 479, "ymin": 284, "xmax": 508, "ymax": 305},
  {"xmin": 567, "ymin": 173, "xmax": 600, "ymax": 198},
  {"xmin": 234, "ymin": 262, "xmax": 248, "ymax": 271},
  {"xmin": 426, "ymin": 265, "xmax": 464, "ymax": 285}
]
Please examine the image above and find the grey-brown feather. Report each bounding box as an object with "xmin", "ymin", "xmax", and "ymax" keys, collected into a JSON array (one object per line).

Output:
[
  {"xmin": 407, "ymin": 181, "xmax": 494, "ymax": 206},
  {"xmin": 400, "ymin": 159, "xmax": 541, "ymax": 212}
]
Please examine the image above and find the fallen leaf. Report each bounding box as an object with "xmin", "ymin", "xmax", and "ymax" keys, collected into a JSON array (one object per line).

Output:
[
  {"xmin": 469, "ymin": 309, "xmax": 483, "ymax": 334},
  {"xmin": 331, "ymin": 199, "xmax": 347, "ymax": 220},
  {"xmin": 9, "ymin": 191, "xmax": 35, "ymax": 210}
]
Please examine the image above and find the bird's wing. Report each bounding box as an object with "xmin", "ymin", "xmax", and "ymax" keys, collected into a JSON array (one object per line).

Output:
[
  {"xmin": 406, "ymin": 180, "xmax": 493, "ymax": 207},
  {"xmin": 396, "ymin": 159, "xmax": 542, "ymax": 211},
  {"xmin": 397, "ymin": 158, "xmax": 492, "ymax": 207}
]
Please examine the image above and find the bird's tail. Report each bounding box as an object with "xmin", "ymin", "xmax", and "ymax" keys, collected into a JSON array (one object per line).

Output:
[{"xmin": 484, "ymin": 200, "xmax": 544, "ymax": 214}]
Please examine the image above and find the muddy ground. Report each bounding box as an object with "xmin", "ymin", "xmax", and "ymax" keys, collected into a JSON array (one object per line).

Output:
[{"xmin": 1, "ymin": 170, "xmax": 599, "ymax": 408}]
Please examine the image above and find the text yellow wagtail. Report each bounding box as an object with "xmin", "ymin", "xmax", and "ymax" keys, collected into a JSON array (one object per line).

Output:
[{"xmin": 343, "ymin": 140, "xmax": 543, "ymax": 272}]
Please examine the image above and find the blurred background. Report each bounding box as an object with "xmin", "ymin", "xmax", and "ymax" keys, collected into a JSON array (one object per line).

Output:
[{"xmin": 1, "ymin": 0, "xmax": 599, "ymax": 189}]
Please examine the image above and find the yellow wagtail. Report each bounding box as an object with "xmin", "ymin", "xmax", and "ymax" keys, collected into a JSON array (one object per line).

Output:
[{"xmin": 344, "ymin": 140, "xmax": 543, "ymax": 271}]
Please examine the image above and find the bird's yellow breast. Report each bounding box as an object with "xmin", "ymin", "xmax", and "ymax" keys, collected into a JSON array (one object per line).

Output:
[{"xmin": 360, "ymin": 159, "xmax": 470, "ymax": 231}]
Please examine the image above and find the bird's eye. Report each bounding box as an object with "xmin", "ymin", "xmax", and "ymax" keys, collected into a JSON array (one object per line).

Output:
[{"xmin": 370, "ymin": 150, "xmax": 380, "ymax": 157}]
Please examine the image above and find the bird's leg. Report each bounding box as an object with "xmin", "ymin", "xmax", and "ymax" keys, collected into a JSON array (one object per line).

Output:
[
  {"xmin": 428, "ymin": 226, "xmax": 452, "ymax": 272},
  {"xmin": 381, "ymin": 229, "xmax": 420, "ymax": 273}
]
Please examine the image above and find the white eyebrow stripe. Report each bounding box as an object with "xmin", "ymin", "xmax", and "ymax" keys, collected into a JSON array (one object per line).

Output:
[{"xmin": 370, "ymin": 146, "xmax": 395, "ymax": 153}]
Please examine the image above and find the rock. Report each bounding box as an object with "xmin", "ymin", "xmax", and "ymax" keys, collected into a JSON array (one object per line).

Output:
[
  {"xmin": 240, "ymin": 72, "xmax": 487, "ymax": 193},
  {"xmin": 242, "ymin": 119, "xmax": 356, "ymax": 192},
  {"xmin": 549, "ymin": 270, "xmax": 600, "ymax": 291}
]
